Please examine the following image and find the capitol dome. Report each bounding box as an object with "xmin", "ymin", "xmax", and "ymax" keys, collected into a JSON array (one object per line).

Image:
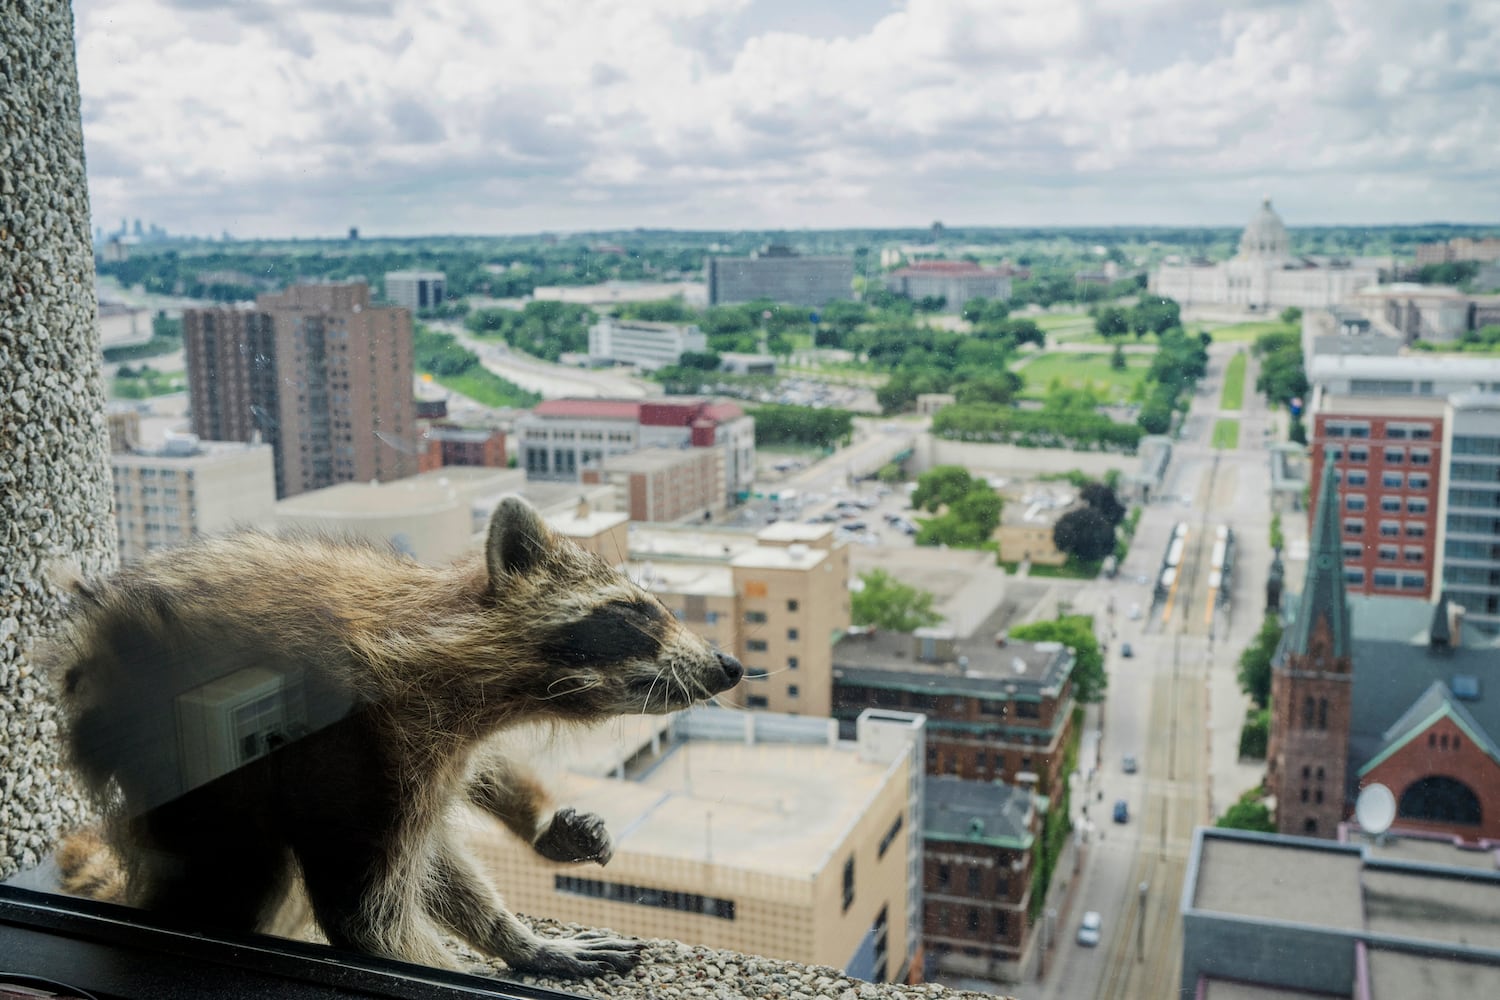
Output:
[{"xmin": 1237, "ymin": 197, "xmax": 1291, "ymax": 261}]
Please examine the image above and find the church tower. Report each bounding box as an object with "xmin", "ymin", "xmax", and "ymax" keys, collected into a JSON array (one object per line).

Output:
[{"xmin": 1267, "ymin": 462, "xmax": 1354, "ymax": 838}]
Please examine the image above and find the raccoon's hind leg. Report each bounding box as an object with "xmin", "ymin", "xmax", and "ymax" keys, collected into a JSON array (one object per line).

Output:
[
  {"xmin": 467, "ymin": 756, "xmax": 613, "ymax": 864},
  {"xmin": 127, "ymin": 795, "xmax": 290, "ymax": 932},
  {"xmin": 425, "ymin": 842, "xmax": 643, "ymax": 978}
]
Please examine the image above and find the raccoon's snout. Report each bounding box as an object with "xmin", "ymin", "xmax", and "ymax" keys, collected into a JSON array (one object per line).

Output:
[{"xmin": 710, "ymin": 650, "xmax": 744, "ymax": 692}]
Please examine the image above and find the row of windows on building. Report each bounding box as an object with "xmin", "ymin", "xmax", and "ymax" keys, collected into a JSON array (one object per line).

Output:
[
  {"xmin": 933, "ymin": 862, "xmax": 1015, "ymax": 899},
  {"xmin": 1450, "ymin": 488, "xmax": 1500, "ymax": 510},
  {"xmin": 1451, "ymin": 436, "xmax": 1500, "ymax": 457},
  {"xmin": 553, "ymin": 875, "xmax": 737, "ymax": 920},
  {"xmin": 848, "ymin": 686, "xmax": 1042, "ymax": 720},
  {"xmin": 1451, "ymin": 461, "xmax": 1500, "ymax": 483},
  {"xmin": 527, "ymin": 430, "xmax": 635, "ymax": 444},
  {"xmin": 1340, "ymin": 471, "xmax": 1433, "ymax": 492},
  {"xmin": 1327, "ymin": 447, "xmax": 1434, "ymax": 467},
  {"xmin": 1343, "ymin": 568, "xmax": 1426, "ymax": 590},
  {"xmin": 1324, "ymin": 422, "xmax": 1435, "ymax": 441},
  {"xmin": 926, "ymin": 902, "xmax": 1011, "ymax": 938},
  {"xmin": 1342, "ymin": 542, "xmax": 1426, "ymax": 563},
  {"xmin": 926, "ymin": 745, "xmax": 1038, "ymax": 776},
  {"xmin": 1343, "ymin": 495, "xmax": 1430, "ymax": 516}
]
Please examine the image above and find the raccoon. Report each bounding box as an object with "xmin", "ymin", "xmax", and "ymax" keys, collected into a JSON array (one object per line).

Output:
[{"xmin": 48, "ymin": 496, "xmax": 743, "ymax": 977}]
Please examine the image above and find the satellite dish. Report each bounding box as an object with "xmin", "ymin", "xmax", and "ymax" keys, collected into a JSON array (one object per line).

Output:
[{"xmin": 1355, "ymin": 783, "xmax": 1396, "ymax": 836}]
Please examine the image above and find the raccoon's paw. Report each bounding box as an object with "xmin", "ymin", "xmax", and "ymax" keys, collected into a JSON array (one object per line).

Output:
[
  {"xmin": 510, "ymin": 930, "xmax": 645, "ymax": 978},
  {"xmin": 534, "ymin": 808, "xmax": 613, "ymax": 865}
]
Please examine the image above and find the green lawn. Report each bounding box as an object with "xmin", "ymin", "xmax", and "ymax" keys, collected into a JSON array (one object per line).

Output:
[
  {"xmin": 1017, "ymin": 351, "xmax": 1152, "ymax": 402},
  {"xmin": 1220, "ymin": 351, "xmax": 1247, "ymax": 411},
  {"xmin": 1212, "ymin": 418, "xmax": 1241, "ymax": 449},
  {"xmin": 1034, "ymin": 312, "xmax": 1101, "ymax": 343},
  {"xmin": 111, "ymin": 369, "xmax": 186, "ymax": 399},
  {"xmin": 428, "ymin": 368, "xmax": 541, "ymax": 409},
  {"xmin": 1204, "ymin": 320, "xmax": 1296, "ymax": 344}
]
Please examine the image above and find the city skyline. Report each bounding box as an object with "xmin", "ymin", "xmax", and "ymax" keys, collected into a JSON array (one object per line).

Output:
[{"xmin": 77, "ymin": 0, "xmax": 1500, "ymax": 238}]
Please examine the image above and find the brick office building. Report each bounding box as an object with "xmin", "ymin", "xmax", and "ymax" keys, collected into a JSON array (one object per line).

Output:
[
  {"xmin": 1308, "ymin": 398, "xmax": 1444, "ymax": 601},
  {"xmin": 921, "ymin": 777, "xmax": 1038, "ymax": 980},
  {"xmin": 415, "ymin": 424, "xmax": 507, "ymax": 472}
]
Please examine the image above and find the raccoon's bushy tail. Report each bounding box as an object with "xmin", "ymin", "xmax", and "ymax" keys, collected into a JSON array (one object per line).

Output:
[{"xmin": 56, "ymin": 828, "xmax": 127, "ymax": 903}]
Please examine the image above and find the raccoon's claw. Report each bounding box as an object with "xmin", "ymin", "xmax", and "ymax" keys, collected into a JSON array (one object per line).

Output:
[
  {"xmin": 534, "ymin": 808, "xmax": 613, "ymax": 865},
  {"xmin": 511, "ymin": 930, "xmax": 645, "ymax": 977}
]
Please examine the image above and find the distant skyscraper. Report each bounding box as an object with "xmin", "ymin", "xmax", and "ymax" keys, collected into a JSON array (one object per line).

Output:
[
  {"xmin": 183, "ymin": 281, "xmax": 418, "ymax": 498},
  {"xmin": 384, "ymin": 270, "xmax": 444, "ymax": 313}
]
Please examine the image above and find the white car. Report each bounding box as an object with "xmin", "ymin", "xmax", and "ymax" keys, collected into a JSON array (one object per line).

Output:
[
  {"xmin": 1077, "ymin": 911, "xmax": 1102, "ymax": 947},
  {"xmin": 1128, "ymin": 604, "xmax": 1142, "ymax": 620}
]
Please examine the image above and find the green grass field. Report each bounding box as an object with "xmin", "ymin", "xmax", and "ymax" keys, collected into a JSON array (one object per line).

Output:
[
  {"xmin": 1034, "ymin": 312, "xmax": 1102, "ymax": 343},
  {"xmin": 1212, "ymin": 418, "xmax": 1241, "ymax": 449},
  {"xmin": 1220, "ymin": 351, "xmax": 1247, "ymax": 411},
  {"xmin": 1017, "ymin": 351, "xmax": 1152, "ymax": 402},
  {"xmin": 428, "ymin": 368, "xmax": 541, "ymax": 409}
]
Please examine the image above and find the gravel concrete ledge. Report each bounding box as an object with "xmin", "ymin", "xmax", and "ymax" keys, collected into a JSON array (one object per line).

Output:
[{"xmin": 487, "ymin": 919, "xmax": 1011, "ymax": 1000}]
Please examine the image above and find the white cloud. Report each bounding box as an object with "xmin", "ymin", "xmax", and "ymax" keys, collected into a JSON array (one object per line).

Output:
[{"xmin": 72, "ymin": 0, "xmax": 1500, "ymax": 235}]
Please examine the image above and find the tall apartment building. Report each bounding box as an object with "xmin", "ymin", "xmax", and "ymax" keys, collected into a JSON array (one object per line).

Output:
[
  {"xmin": 466, "ymin": 708, "xmax": 926, "ymax": 984},
  {"xmin": 705, "ymin": 246, "xmax": 855, "ymax": 307},
  {"xmin": 883, "ymin": 261, "xmax": 1014, "ymax": 311},
  {"xmin": 383, "ymin": 270, "xmax": 445, "ymax": 313},
  {"xmin": 581, "ymin": 447, "xmax": 725, "ymax": 524},
  {"xmin": 517, "ymin": 397, "xmax": 755, "ymax": 506},
  {"xmin": 183, "ymin": 282, "xmax": 418, "ymax": 498},
  {"xmin": 1437, "ymin": 393, "xmax": 1500, "ymax": 629},
  {"xmin": 587, "ymin": 316, "xmax": 708, "ymax": 370},
  {"xmin": 111, "ymin": 433, "xmax": 277, "ymax": 563}
]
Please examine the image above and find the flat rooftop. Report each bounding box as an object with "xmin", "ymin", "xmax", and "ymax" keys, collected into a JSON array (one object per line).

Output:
[
  {"xmin": 729, "ymin": 545, "xmax": 829, "ymax": 571},
  {"xmin": 924, "ymin": 776, "xmax": 1034, "ymax": 850},
  {"xmin": 630, "ymin": 525, "xmax": 761, "ymax": 563},
  {"xmin": 276, "ymin": 479, "xmax": 463, "ymax": 517},
  {"xmin": 602, "ymin": 447, "xmax": 710, "ymax": 473},
  {"xmin": 548, "ymin": 509, "xmax": 630, "ymax": 539},
  {"xmin": 1365, "ymin": 947, "xmax": 1500, "ymax": 995},
  {"xmin": 834, "ymin": 631, "xmax": 1072, "ymax": 698},
  {"xmin": 1199, "ymin": 981, "xmax": 1340, "ymax": 1000},
  {"xmin": 505, "ymin": 717, "xmax": 894, "ymax": 879},
  {"xmin": 1192, "ymin": 837, "xmax": 1366, "ymax": 931},
  {"xmin": 1316, "ymin": 394, "xmax": 1449, "ymax": 418},
  {"xmin": 756, "ymin": 522, "xmax": 836, "ymax": 545},
  {"xmin": 1362, "ymin": 867, "xmax": 1500, "ymax": 950},
  {"xmin": 1363, "ymin": 835, "xmax": 1500, "ymax": 872},
  {"xmin": 627, "ymin": 559, "xmax": 735, "ymax": 598}
]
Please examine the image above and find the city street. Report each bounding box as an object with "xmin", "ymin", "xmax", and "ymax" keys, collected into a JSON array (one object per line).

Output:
[{"xmin": 1014, "ymin": 341, "xmax": 1276, "ymax": 1000}]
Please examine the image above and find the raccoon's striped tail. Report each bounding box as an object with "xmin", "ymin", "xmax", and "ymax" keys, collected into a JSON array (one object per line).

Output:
[{"xmin": 56, "ymin": 828, "xmax": 127, "ymax": 903}]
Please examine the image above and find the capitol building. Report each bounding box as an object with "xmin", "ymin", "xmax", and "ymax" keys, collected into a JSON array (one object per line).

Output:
[{"xmin": 1149, "ymin": 198, "xmax": 1388, "ymax": 312}]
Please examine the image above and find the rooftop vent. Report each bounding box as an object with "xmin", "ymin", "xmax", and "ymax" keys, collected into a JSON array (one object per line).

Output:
[
  {"xmin": 969, "ymin": 818, "xmax": 985, "ymax": 838},
  {"xmin": 1453, "ymin": 675, "xmax": 1481, "ymax": 701},
  {"xmin": 1012, "ymin": 657, "xmax": 1028, "ymax": 675}
]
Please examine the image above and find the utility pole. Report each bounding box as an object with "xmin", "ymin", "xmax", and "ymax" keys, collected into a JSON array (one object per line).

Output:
[{"xmin": 1137, "ymin": 881, "xmax": 1149, "ymax": 962}]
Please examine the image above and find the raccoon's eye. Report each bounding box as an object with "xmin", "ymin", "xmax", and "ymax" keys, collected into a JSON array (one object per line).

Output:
[{"xmin": 541, "ymin": 602, "xmax": 664, "ymax": 665}]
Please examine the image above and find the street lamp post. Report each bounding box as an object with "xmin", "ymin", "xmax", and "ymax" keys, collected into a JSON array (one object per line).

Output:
[{"xmin": 1137, "ymin": 881, "xmax": 1149, "ymax": 963}]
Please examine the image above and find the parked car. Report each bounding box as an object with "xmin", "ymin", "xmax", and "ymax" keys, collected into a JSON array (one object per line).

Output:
[
  {"xmin": 1127, "ymin": 603, "xmax": 1142, "ymax": 620},
  {"xmin": 1077, "ymin": 911, "xmax": 1102, "ymax": 947},
  {"xmin": 1122, "ymin": 755, "xmax": 1138, "ymax": 774},
  {"xmin": 1121, "ymin": 643, "xmax": 1134, "ymax": 658},
  {"xmin": 1113, "ymin": 799, "xmax": 1130, "ymax": 824}
]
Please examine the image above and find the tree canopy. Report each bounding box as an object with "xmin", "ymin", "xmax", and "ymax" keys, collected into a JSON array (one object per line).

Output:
[
  {"xmin": 1053, "ymin": 506, "xmax": 1117, "ymax": 563},
  {"xmin": 1008, "ymin": 614, "xmax": 1107, "ymax": 703},
  {"xmin": 1237, "ymin": 614, "xmax": 1284, "ymax": 709},
  {"xmin": 910, "ymin": 465, "xmax": 1003, "ymax": 548},
  {"xmin": 851, "ymin": 570, "xmax": 944, "ymax": 632}
]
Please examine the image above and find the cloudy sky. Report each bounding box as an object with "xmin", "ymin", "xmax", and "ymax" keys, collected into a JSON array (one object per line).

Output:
[{"xmin": 74, "ymin": 0, "xmax": 1500, "ymax": 238}]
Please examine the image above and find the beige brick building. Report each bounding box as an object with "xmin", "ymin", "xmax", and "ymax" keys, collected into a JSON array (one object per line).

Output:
[
  {"xmin": 467, "ymin": 708, "xmax": 925, "ymax": 983},
  {"xmin": 111, "ymin": 434, "xmax": 277, "ymax": 563},
  {"xmin": 581, "ymin": 447, "xmax": 726, "ymax": 524}
]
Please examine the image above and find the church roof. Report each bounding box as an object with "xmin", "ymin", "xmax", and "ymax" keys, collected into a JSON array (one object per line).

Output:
[
  {"xmin": 1288, "ymin": 460, "xmax": 1351, "ymax": 659},
  {"xmin": 1358, "ymin": 680, "xmax": 1500, "ymax": 777}
]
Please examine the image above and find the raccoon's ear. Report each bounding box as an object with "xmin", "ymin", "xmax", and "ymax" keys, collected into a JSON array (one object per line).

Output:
[{"xmin": 486, "ymin": 496, "xmax": 550, "ymax": 582}]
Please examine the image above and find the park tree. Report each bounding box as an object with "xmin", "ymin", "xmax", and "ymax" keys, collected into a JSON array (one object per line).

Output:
[
  {"xmin": 954, "ymin": 372, "xmax": 1022, "ymax": 407},
  {"xmin": 852, "ymin": 570, "xmax": 943, "ymax": 632},
  {"xmin": 1080, "ymin": 481, "xmax": 1126, "ymax": 526},
  {"xmin": 1237, "ymin": 614, "xmax": 1284, "ymax": 709},
  {"xmin": 1053, "ymin": 506, "xmax": 1117, "ymax": 563},
  {"xmin": 1094, "ymin": 306, "xmax": 1131, "ymax": 340},
  {"xmin": 911, "ymin": 465, "xmax": 982, "ymax": 513},
  {"xmin": 1008, "ymin": 614, "xmax": 1107, "ymax": 703},
  {"xmin": 1110, "ymin": 343, "xmax": 1127, "ymax": 371}
]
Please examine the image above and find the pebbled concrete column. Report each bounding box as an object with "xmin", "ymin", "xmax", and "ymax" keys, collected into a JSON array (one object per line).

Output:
[{"xmin": 0, "ymin": 0, "xmax": 117, "ymax": 876}]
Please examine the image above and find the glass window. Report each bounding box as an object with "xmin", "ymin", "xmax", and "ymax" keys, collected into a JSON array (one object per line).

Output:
[
  {"xmin": 1346, "ymin": 494, "xmax": 1366, "ymax": 511},
  {"xmin": 1374, "ymin": 570, "xmax": 1398, "ymax": 588},
  {"xmin": 1346, "ymin": 470, "xmax": 1368, "ymax": 486},
  {"xmin": 1381, "ymin": 472, "xmax": 1402, "ymax": 488},
  {"xmin": 1344, "ymin": 520, "xmax": 1364, "ymax": 536},
  {"xmin": 1401, "ymin": 573, "xmax": 1426, "ymax": 591},
  {"xmin": 1406, "ymin": 522, "xmax": 1427, "ymax": 538},
  {"xmin": 1383, "ymin": 449, "xmax": 1404, "ymax": 465},
  {"xmin": 1378, "ymin": 545, "xmax": 1398, "ymax": 561},
  {"xmin": 1348, "ymin": 446, "xmax": 1370, "ymax": 462},
  {"xmin": 1407, "ymin": 498, "xmax": 1429, "ymax": 514},
  {"xmin": 1408, "ymin": 474, "xmax": 1429, "ymax": 490},
  {"xmin": 1380, "ymin": 496, "xmax": 1402, "ymax": 512},
  {"xmin": 1404, "ymin": 548, "xmax": 1424, "ymax": 563},
  {"xmin": 1341, "ymin": 542, "xmax": 1363, "ymax": 560},
  {"xmin": 746, "ymin": 639, "xmax": 768, "ymax": 652},
  {"xmin": 1344, "ymin": 567, "xmax": 1365, "ymax": 585},
  {"xmin": 1410, "ymin": 450, "xmax": 1432, "ymax": 466},
  {"xmin": 745, "ymin": 611, "xmax": 767, "ymax": 624}
]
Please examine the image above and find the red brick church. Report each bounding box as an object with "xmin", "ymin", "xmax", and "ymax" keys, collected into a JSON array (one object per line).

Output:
[{"xmin": 1268, "ymin": 463, "xmax": 1500, "ymax": 843}]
